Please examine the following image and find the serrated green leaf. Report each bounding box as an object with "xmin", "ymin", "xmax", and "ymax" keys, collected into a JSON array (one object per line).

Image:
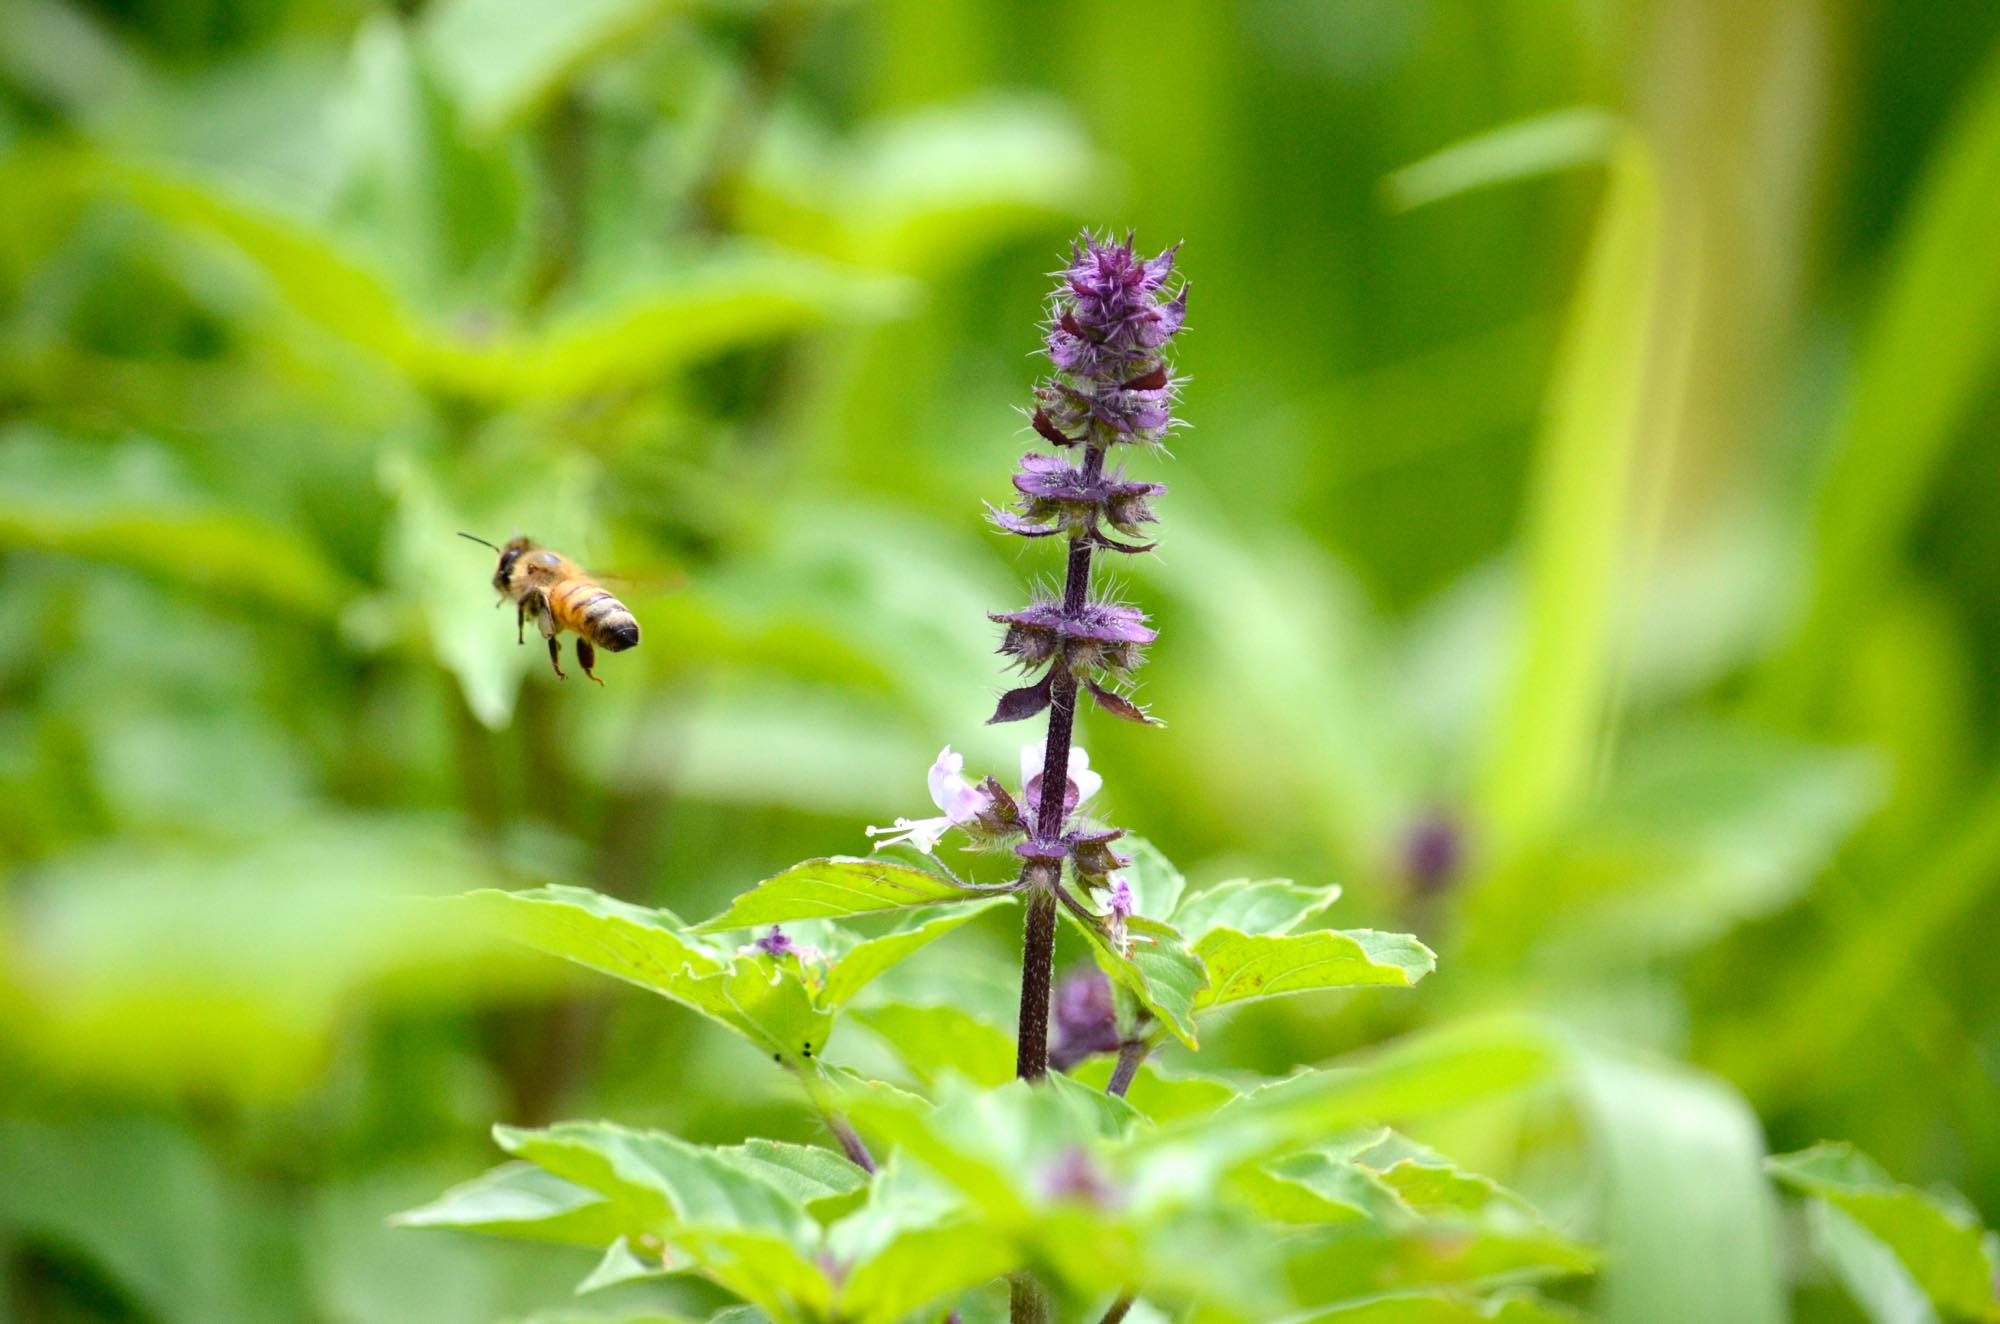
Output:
[
  {"xmin": 1063, "ymin": 911, "xmax": 1205, "ymax": 1049},
  {"xmin": 389, "ymin": 1161, "xmax": 625, "ymax": 1246},
  {"xmin": 694, "ymin": 857, "xmax": 991, "ymax": 931},
  {"xmin": 493, "ymin": 1122, "xmax": 832, "ymax": 1315},
  {"xmin": 1172, "ymin": 878, "xmax": 1340, "ymax": 941},
  {"xmin": 719, "ymin": 1140, "xmax": 869, "ymax": 1222},
  {"xmin": 1193, "ymin": 927, "xmax": 1434, "ymax": 1010},
  {"xmin": 460, "ymin": 885, "xmax": 831, "ymax": 1060},
  {"xmin": 819, "ymin": 901, "xmax": 1006, "ymax": 1010},
  {"xmin": 851, "ymin": 1003, "xmax": 1016, "ymax": 1088},
  {"xmin": 1768, "ymin": 1143, "xmax": 2000, "ymax": 1321}
]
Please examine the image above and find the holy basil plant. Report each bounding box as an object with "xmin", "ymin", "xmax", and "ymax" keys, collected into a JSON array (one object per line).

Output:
[{"xmin": 398, "ymin": 235, "xmax": 1590, "ymax": 1322}]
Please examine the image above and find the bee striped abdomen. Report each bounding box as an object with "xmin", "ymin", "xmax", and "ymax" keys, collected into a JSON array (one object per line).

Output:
[{"xmin": 552, "ymin": 580, "xmax": 641, "ymax": 652}]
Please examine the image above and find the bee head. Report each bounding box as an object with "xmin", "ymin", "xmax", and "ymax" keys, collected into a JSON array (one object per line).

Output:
[{"xmin": 493, "ymin": 536, "xmax": 534, "ymax": 592}]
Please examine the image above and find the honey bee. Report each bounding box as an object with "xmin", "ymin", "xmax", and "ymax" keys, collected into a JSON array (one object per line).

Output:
[{"xmin": 459, "ymin": 533, "xmax": 640, "ymax": 684}]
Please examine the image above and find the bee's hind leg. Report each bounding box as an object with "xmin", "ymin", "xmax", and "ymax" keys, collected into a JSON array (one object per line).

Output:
[
  {"xmin": 577, "ymin": 637, "xmax": 604, "ymax": 685},
  {"xmin": 516, "ymin": 601, "xmax": 527, "ymax": 645},
  {"xmin": 546, "ymin": 636, "xmax": 567, "ymax": 680}
]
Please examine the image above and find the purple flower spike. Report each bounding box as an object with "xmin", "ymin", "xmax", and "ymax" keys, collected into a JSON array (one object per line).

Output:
[
  {"xmin": 754, "ymin": 925, "xmax": 794, "ymax": 958},
  {"xmin": 1037, "ymin": 232, "xmax": 1188, "ymax": 450}
]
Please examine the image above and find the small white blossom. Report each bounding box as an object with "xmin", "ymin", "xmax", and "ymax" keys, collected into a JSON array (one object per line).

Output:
[
  {"xmin": 1020, "ymin": 741, "xmax": 1102, "ymax": 816},
  {"xmin": 866, "ymin": 745, "xmax": 995, "ymax": 854}
]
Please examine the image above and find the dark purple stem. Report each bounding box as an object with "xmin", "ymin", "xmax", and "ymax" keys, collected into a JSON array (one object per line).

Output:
[
  {"xmin": 1016, "ymin": 442, "xmax": 1108, "ymax": 1081},
  {"xmin": 1106, "ymin": 1038, "xmax": 1148, "ymax": 1097},
  {"xmin": 1098, "ymin": 1299, "xmax": 1135, "ymax": 1324},
  {"xmin": 825, "ymin": 1112, "xmax": 875, "ymax": 1174}
]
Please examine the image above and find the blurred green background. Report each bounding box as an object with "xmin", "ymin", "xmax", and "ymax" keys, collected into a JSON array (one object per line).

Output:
[{"xmin": 3, "ymin": 0, "xmax": 1999, "ymax": 1319}]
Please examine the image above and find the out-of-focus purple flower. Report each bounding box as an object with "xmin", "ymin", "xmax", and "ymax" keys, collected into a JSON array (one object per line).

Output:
[
  {"xmin": 865, "ymin": 745, "xmax": 997, "ymax": 854},
  {"xmin": 753, "ymin": 925, "xmax": 793, "ymax": 958},
  {"xmin": 1050, "ymin": 966, "xmax": 1120, "ymax": 1070},
  {"xmin": 1402, "ymin": 812, "xmax": 1463, "ymax": 898},
  {"xmin": 1041, "ymin": 1145, "xmax": 1119, "ymax": 1207}
]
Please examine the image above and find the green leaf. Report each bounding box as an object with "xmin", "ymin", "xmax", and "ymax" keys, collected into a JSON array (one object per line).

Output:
[
  {"xmin": 1767, "ymin": 1143, "xmax": 2000, "ymax": 1321},
  {"xmin": 1385, "ymin": 107, "xmax": 1622, "ymax": 211},
  {"xmin": 1471, "ymin": 128, "xmax": 1671, "ymax": 852},
  {"xmin": 837, "ymin": 1221, "xmax": 1018, "ymax": 1323},
  {"xmin": 493, "ymin": 1123, "xmax": 832, "ymax": 1316},
  {"xmin": 460, "ymin": 885, "xmax": 831, "ymax": 1060},
  {"xmin": 819, "ymin": 901, "xmax": 1007, "ymax": 1010},
  {"xmin": 1062, "ymin": 910, "xmax": 1206, "ymax": 1049},
  {"xmin": 390, "ymin": 1161, "xmax": 626, "ymax": 1246},
  {"xmin": 576, "ymin": 1236, "xmax": 675, "ymax": 1294},
  {"xmin": 719, "ymin": 1140, "xmax": 870, "ymax": 1222},
  {"xmin": 0, "ymin": 429, "xmax": 356, "ymax": 620},
  {"xmin": 693, "ymin": 857, "xmax": 991, "ymax": 931},
  {"xmin": 422, "ymin": 0, "xmax": 686, "ymax": 133},
  {"xmin": 851, "ymin": 1003, "xmax": 1016, "ymax": 1088},
  {"xmin": 1807, "ymin": 1200, "xmax": 1941, "ymax": 1324},
  {"xmin": 1576, "ymin": 1053, "xmax": 1784, "ymax": 1324},
  {"xmin": 1172, "ymin": 878, "xmax": 1340, "ymax": 941},
  {"xmin": 1768, "ymin": 38, "xmax": 2000, "ymax": 713},
  {"xmin": 1119, "ymin": 836, "xmax": 1188, "ymax": 921},
  {"xmin": 1193, "ymin": 927, "xmax": 1434, "ymax": 1010},
  {"xmin": 1064, "ymin": 1058, "xmax": 1239, "ymax": 1126},
  {"xmin": 1283, "ymin": 1290, "xmax": 1585, "ymax": 1324}
]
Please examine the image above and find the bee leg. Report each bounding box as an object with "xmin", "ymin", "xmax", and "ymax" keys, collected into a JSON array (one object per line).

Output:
[
  {"xmin": 516, "ymin": 600, "xmax": 527, "ymax": 645},
  {"xmin": 577, "ymin": 637, "xmax": 604, "ymax": 685},
  {"xmin": 546, "ymin": 636, "xmax": 567, "ymax": 680}
]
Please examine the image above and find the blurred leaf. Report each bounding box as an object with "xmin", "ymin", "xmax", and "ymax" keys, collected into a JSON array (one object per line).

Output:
[
  {"xmin": 2, "ymin": 819, "xmax": 529, "ymax": 1101},
  {"xmin": 422, "ymin": 0, "xmax": 687, "ymax": 133},
  {"xmin": 692, "ymin": 857, "xmax": 992, "ymax": 931},
  {"xmin": 852, "ymin": 1002, "xmax": 1016, "ymax": 1088},
  {"xmin": 1065, "ymin": 911, "xmax": 1205, "ymax": 1049},
  {"xmin": 1472, "ymin": 130, "xmax": 1679, "ymax": 853},
  {"xmin": 1770, "ymin": 38, "xmax": 2000, "ymax": 713},
  {"xmin": 1386, "ymin": 108, "xmax": 1621, "ymax": 211},
  {"xmin": 1192, "ymin": 926, "xmax": 1433, "ymax": 1011},
  {"xmin": 738, "ymin": 98, "xmax": 1102, "ymax": 273},
  {"xmin": 1575, "ymin": 1052, "xmax": 1784, "ymax": 1324},
  {"xmin": 0, "ymin": 1115, "xmax": 281, "ymax": 1324},
  {"xmin": 1283, "ymin": 1290, "xmax": 1584, "ymax": 1324},
  {"xmin": 1172, "ymin": 878, "xmax": 1340, "ymax": 942},
  {"xmin": 0, "ymin": 427, "xmax": 356, "ymax": 618},
  {"xmin": 1065, "ymin": 1059, "xmax": 1239, "ymax": 1126},
  {"xmin": 381, "ymin": 444, "xmax": 597, "ymax": 729},
  {"xmin": 1768, "ymin": 1143, "xmax": 2000, "ymax": 1321}
]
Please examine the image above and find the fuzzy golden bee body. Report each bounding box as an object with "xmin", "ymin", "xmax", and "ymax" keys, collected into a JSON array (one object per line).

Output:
[{"xmin": 461, "ymin": 533, "xmax": 639, "ymax": 684}]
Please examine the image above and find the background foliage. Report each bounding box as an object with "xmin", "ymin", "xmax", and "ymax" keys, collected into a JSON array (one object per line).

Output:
[{"xmin": 3, "ymin": 0, "xmax": 1999, "ymax": 1320}]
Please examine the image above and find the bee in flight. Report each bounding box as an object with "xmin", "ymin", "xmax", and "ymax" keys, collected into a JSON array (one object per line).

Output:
[{"xmin": 458, "ymin": 533, "xmax": 640, "ymax": 685}]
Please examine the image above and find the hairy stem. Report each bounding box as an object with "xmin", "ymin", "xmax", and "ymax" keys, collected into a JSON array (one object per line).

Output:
[
  {"xmin": 1014, "ymin": 890, "xmax": 1059, "ymax": 1080},
  {"xmin": 1016, "ymin": 441, "xmax": 1109, "ymax": 1082},
  {"xmin": 1106, "ymin": 1039, "xmax": 1149, "ymax": 1098},
  {"xmin": 1009, "ymin": 1274, "xmax": 1050, "ymax": 1324},
  {"xmin": 1098, "ymin": 1299, "xmax": 1135, "ymax": 1324}
]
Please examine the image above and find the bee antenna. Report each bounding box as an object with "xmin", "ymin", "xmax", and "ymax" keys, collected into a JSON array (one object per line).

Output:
[{"xmin": 457, "ymin": 531, "xmax": 502, "ymax": 551}]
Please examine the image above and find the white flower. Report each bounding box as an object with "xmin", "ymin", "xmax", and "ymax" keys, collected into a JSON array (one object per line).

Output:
[
  {"xmin": 866, "ymin": 745, "xmax": 995, "ymax": 854},
  {"xmin": 1020, "ymin": 741, "xmax": 1102, "ymax": 816}
]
